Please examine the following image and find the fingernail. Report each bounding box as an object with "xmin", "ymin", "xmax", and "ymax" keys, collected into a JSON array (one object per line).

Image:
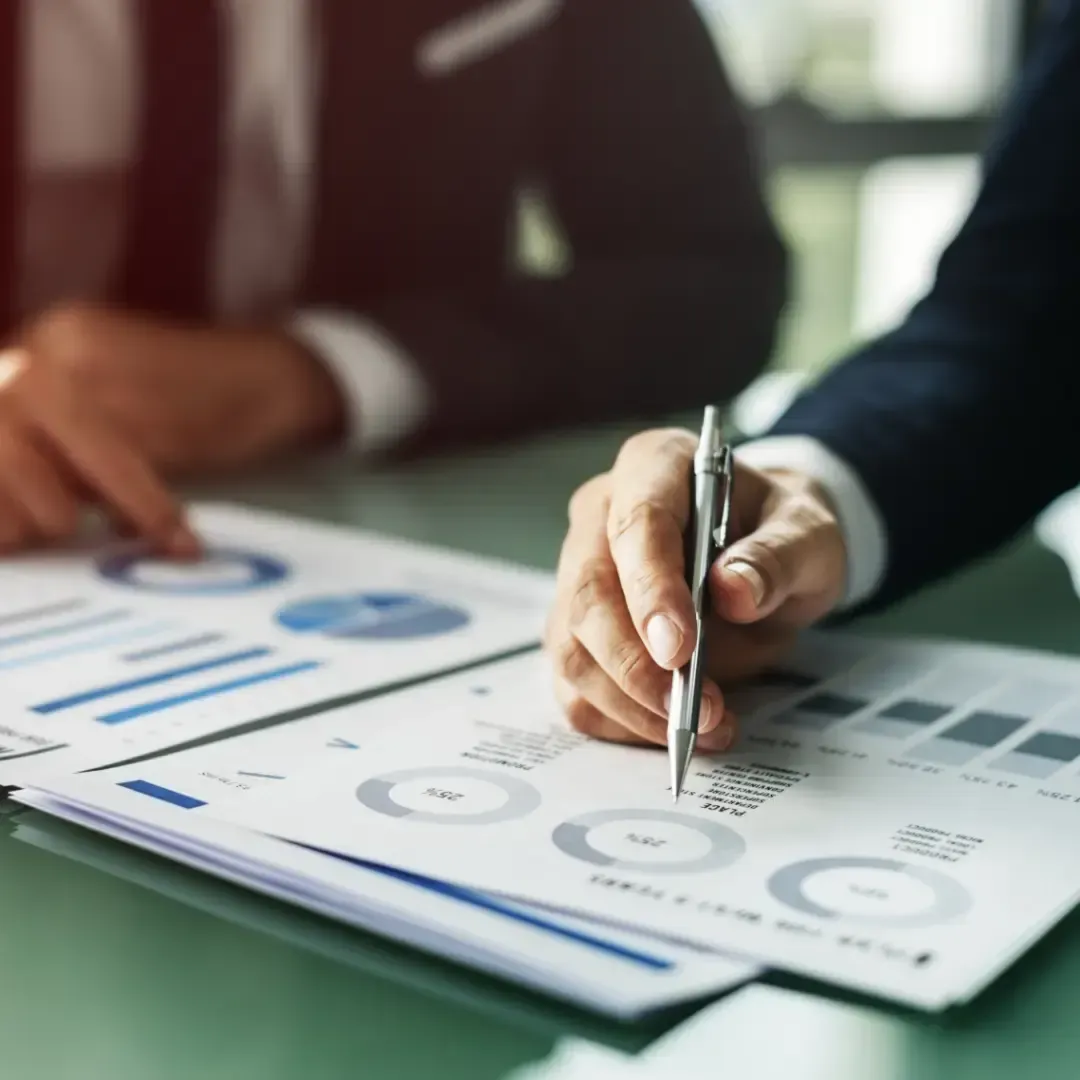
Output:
[
  {"xmin": 645, "ymin": 614, "xmax": 683, "ymax": 666},
  {"xmin": 723, "ymin": 560, "xmax": 766, "ymax": 608}
]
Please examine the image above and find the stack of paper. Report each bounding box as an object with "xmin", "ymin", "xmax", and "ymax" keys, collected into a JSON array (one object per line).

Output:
[
  {"xmin": 16, "ymin": 684, "xmax": 758, "ymax": 1016},
  {"xmin": 12, "ymin": 505, "xmax": 1080, "ymax": 1014},
  {"xmin": 1, "ymin": 502, "xmax": 756, "ymax": 1017}
]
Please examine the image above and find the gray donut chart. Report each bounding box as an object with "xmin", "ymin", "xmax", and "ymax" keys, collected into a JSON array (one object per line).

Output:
[
  {"xmin": 551, "ymin": 809, "xmax": 745, "ymax": 874},
  {"xmin": 767, "ymin": 856, "xmax": 973, "ymax": 928},
  {"xmin": 355, "ymin": 766, "xmax": 542, "ymax": 825}
]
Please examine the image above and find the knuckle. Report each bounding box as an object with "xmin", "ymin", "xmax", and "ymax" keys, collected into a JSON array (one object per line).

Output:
[
  {"xmin": 567, "ymin": 474, "xmax": 610, "ymax": 523},
  {"xmin": 653, "ymin": 428, "xmax": 699, "ymax": 464},
  {"xmin": 566, "ymin": 558, "xmax": 618, "ymax": 629},
  {"xmin": 552, "ymin": 634, "xmax": 593, "ymax": 684},
  {"xmin": 612, "ymin": 639, "xmax": 652, "ymax": 693},
  {"xmin": 607, "ymin": 499, "xmax": 668, "ymax": 548},
  {"xmin": 785, "ymin": 492, "xmax": 835, "ymax": 535},
  {"xmin": 624, "ymin": 564, "xmax": 671, "ymax": 606},
  {"xmin": 617, "ymin": 427, "xmax": 695, "ymax": 467}
]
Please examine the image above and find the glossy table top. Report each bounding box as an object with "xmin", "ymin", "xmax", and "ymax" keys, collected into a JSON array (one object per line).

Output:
[{"xmin": 2, "ymin": 423, "xmax": 1079, "ymax": 1080}]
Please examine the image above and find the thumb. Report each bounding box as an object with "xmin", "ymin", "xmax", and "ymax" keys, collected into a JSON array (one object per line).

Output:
[{"xmin": 710, "ymin": 496, "xmax": 841, "ymax": 623}]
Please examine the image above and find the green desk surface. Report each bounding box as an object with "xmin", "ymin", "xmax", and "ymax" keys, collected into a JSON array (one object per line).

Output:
[{"xmin": 2, "ymin": 424, "xmax": 1079, "ymax": 1080}]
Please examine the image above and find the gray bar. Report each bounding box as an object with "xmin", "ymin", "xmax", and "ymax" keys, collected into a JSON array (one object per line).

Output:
[
  {"xmin": 939, "ymin": 711, "xmax": 1028, "ymax": 748},
  {"xmin": 121, "ymin": 631, "xmax": 227, "ymax": 663},
  {"xmin": 799, "ymin": 693, "xmax": 867, "ymax": 718},
  {"xmin": 1012, "ymin": 731, "xmax": 1080, "ymax": 763},
  {"xmin": 880, "ymin": 699, "xmax": 952, "ymax": 725},
  {"xmin": 774, "ymin": 693, "xmax": 867, "ymax": 731},
  {"xmin": 852, "ymin": 698, "xmax": 953, "ymax": 739},
  {"xmin": 906, "ymin": 710, "xmax": 1030, "ymax": 766}
]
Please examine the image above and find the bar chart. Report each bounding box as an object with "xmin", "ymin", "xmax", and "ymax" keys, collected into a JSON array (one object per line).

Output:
[
  {"xmin": 0, "ymin": 590, "xmax": 326, "ymax": 783},
  {"xmin": 738, "ymin": 639, "xmax": 1080, "ymax": 785}
]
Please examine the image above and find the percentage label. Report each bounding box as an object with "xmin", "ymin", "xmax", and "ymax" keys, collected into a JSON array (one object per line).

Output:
[{"xmin": 424, "ymin": 788, "xmax": 464, "ymax": 802}]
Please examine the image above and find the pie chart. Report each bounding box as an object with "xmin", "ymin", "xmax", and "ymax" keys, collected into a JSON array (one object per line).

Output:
[
  {"xmin": 551, "ymin": 809, "xmax": 745, "ymax": 874},
  {"xmin": 356, "ymin": 766, "xmax": 541, "ymax": 824},
  {"xmin": 276, "ymin": 592, "xmax": 471, "ymax": 640},
  {"xmin": 767, "ymin": 856, "xmax": 973, "ymax": 928}
]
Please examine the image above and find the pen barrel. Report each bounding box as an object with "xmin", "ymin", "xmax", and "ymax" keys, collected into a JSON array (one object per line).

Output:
[{"xmin": 668, "ymin": 469, "xmax": 723, "ymax": 737}]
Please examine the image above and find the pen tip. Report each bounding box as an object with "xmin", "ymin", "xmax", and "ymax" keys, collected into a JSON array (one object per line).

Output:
[{"xmin": 669, "ymin": 730, "xmax": 695, "ymax": 802}]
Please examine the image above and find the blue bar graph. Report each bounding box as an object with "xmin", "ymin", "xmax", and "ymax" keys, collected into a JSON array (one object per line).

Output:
[
  {"xmin": 0, "ymin": 621, "xmax": 173, "ymax": 673},
  {"xmin": 97, "ymin": 660, "xmax": 322, "ymax": 725},
  {"xmin": 122, "ymin": 632, "xmax": 226, "ymax": 663},
  {"xmin": 119, "ymin": 779, "xmax": 207, "ymax": 809},
  {"xmin": 0, "ymin": 608, "xmax": 131, "ymax": 651},
  {"xmin": 32, "ymin": 646, "xmax": 274, "ymax": 714}
]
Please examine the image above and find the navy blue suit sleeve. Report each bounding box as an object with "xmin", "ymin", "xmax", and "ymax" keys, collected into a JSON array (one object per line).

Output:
[{"xmin": 769, "ymin": 0, "xmax": 1080, "ymax": 612}]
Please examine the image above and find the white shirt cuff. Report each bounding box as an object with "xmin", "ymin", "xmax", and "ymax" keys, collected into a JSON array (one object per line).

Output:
[
  {"xmin": 734, "ymin": 436, "xmax": 888, "ymax": 610},
  {"xmin": 290, "ymin": 310, "xmax": 431, "ymax": 453}
]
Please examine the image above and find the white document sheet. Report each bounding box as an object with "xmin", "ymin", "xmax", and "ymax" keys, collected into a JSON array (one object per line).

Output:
[
  {"xmin": 0, "ymin": 502, "xmax": 551, "ymax": 785},
  {"xmin": 142, "ymin": 637, "xmax": 1080, "ymax": 1010},
  {"xmin": 18, "ymin": 689, "xmax": 760, "ymax": 1018}
]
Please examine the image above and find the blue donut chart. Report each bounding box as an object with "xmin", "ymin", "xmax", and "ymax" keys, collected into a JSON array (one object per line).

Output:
[
  {"xmin": 97, "ymin": 547, "xmax": 290, "ymax": 595},
  {"xmin": 276, "ymin": 592, "xmax": 471, "ymax": 641}
]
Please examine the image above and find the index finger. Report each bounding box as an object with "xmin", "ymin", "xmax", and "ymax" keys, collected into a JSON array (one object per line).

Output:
[
  {"xmin": 0, "ymin": 350, "xmax": 198, "ymax": 556},
  {"xmin": 606, "ymin": 429, "xmax": 698, "ymax": 670}
]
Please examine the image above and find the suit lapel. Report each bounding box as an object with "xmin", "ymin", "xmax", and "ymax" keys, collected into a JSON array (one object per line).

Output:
[{"xmin": 118, "ymin": 0, "xmax": 224, "ymax": 319}]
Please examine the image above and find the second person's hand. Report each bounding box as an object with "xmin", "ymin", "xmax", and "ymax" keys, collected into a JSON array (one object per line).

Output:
[
  {"xmin": 545, "ymin": 427, "xmax": 849, "ymax": 749},
  {"xmin": 0, "ymin": 341, "xmax": 196, "ymax": 556}
]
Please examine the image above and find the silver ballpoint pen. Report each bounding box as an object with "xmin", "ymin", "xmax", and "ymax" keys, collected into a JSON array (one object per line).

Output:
[{"xmin": 668, "ymin": 405, "xmax": 733, "ymax": 801}]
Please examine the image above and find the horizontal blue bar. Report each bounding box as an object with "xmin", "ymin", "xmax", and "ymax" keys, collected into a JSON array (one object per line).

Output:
[
  {"xmin": 33, "ymin": 646, "xmax": 274, "ymax": 714},
  {"xmin": 119, "ymin": 779, "xmax": 207, "ymax": 810},
  {"xmin": 0, "ymin": 621, "xmax": 173, "ymax": 673},
  {"xmin": 0, "ymin": 608, "xmax": 130, "ymax": 651},
  {"xmin": 97, "ymin": 660, "xmax": 322, "ymax": 725},
  {"xmin": 301, "ymin": 844, "xmax": 674, "ymax": 971}
]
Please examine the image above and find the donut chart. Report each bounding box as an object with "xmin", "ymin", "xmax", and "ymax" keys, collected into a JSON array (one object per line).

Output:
[
  {"xmin": 277, "ymin": 592, "xmax": 470, "ymax": 641},
  {"xmin": 97, "ymin": 547, "xmax": 289, "ymax": 594},
  {"xmin": 551, "ymin": 809, "xmax": 745, "ymax": 874},
  {"xmin": 767, "ymin": 856, "xmax": 973, "ymax": 928},
  {"xmin": 355, "ymin": 766, "xmax": 541, "ymax": 825}
]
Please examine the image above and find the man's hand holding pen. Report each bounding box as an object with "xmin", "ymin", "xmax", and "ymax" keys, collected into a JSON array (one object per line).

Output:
[{"xmin": 544, "ymin": 427, "xmax": 849, "ymax": 752}]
